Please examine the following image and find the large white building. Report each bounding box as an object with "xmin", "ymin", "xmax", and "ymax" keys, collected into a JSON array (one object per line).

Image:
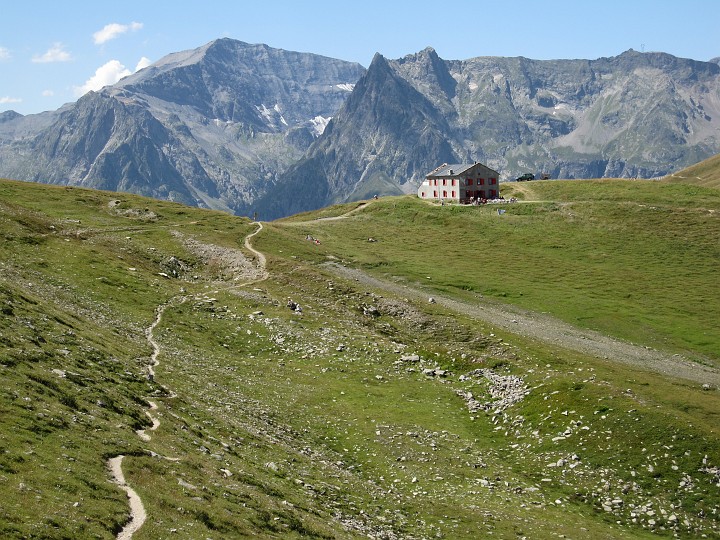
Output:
[{"xmin": 417, "ymin": 162, "xmax": 500, "ymax": 203}]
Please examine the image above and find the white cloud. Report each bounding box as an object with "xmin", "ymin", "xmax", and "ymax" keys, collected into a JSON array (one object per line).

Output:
[
  {"xmin": 75, "ymin": 60, "xmax": 131, "ymax": 96},
  {"xmin": 42, "ymin": 90, "xmax": 55, "ymax": 97},
  {"xmin": 0, "ymin": 96, "xmax": 22, "ymax": 104},
  {"xmin": 135, "ymin": 56, "xmax": 152, "ymax": 71},
  {"xmin": 93, "ymin": 22, "xmax": 143, "ymax": 45},
  {"xmin": 75, "ymin": 56, "xmax": 153, "ymax": 97},
  {"xmin": 0, "ymin": 47, "xmax": 11, "ymax": 61},
  {"xmin": 32, "ymin": 43, "xmax": 72, "ymax": 63}
]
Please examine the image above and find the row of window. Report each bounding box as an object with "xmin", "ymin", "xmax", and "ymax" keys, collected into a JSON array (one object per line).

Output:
[
  {"xmin": 467, "ymin": 178, "xmax": 497, "ymax": 186},
  {"xmin": 429, "ymin": 178, "xmax": 458, "ymax": 186},
  {"xmin": 428, "ymin": 178, "xmax": 497, "ymax": 186},
  {"xmin": 423, "ymin": 189, "xmax": 498, "ymax": 198}
]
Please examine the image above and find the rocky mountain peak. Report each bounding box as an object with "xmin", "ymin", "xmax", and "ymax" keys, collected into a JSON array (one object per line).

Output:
[
  {"xmin": 0, "ymin": 110, "xmax": 23, "ymax": 124},
  {"xmin": 1, "ymin": 42, "xmax": 719, "ymax": 221}
]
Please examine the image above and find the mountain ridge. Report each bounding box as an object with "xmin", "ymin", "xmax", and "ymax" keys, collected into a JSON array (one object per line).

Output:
[
  {"xmin": 1, "ymin": 39, "xmax": 719, "ymax": 219},
  {"xmin": 257, "ymin": 47, "xmax": 720, "ymax": 217}
]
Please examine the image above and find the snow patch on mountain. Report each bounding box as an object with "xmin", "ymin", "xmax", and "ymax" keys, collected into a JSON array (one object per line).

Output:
[{"xmin": 310, "ymin": 115, "xmax": 331, "ymax": 136}]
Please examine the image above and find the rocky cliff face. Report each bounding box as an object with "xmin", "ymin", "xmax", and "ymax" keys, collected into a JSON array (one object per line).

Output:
[
  {"xmin": 259, "ymin": 48, "xmax": 720, "ymax": 218},
  {"xmin": 1, "ymin": 40, "xmax": 719, "ymax": 219},
  {"xmin": 0, "ymin": 39, "xmax": 364, "ymax": 214}
]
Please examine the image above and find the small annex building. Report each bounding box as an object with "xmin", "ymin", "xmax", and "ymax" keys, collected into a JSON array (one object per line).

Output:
[{"xmin": 417, "ymin": 162, "xmax": 500, "ymax": 203}]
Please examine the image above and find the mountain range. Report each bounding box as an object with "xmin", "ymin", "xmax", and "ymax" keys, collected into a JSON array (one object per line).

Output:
[{"xmin": 1, "ymin": 38, "xmax": 719, "ymax": 219}]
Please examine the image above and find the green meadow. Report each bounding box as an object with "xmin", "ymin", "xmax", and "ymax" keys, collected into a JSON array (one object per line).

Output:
[
  {"xmin": 0, "ymin": 175, "xmax": 718, "ymax": 539},
  {"xmin": 270, "ymin": 179, "xmax": 720, "ymax": 363}
]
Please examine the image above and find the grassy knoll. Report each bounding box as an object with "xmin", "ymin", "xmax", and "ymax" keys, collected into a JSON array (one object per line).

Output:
[
  {"xmin": 1, "ymin": 177, "xmax": 719, "ymax": 539},
  {"xmin": 271, "ymin": 180, "xmax": 720, "ymax": 363}
]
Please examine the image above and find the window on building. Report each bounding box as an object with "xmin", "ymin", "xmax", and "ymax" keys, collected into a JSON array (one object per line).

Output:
[
  {"xmin": 467, "ymin": 178, "xmax": 473, "ymax": 185},
  {"xmin": 443, "ymin": 190, "xmax": 447, "ymax": 198},
  {"xmin": 479, "ymin": 178, "xmax": 485, "ymax": 185},
  {"xmin": 490, "ymin": 178, "xmax": 497, "ymax": 184},
  {"xmin": 433, "ymin": 190, "xmax": 437, "ymax": 197},
  {"xmin": 451, "ymin": 190, "xmax": 456, "ymax": 197}
]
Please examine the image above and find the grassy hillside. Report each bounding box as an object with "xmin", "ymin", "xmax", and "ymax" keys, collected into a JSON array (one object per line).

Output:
[
  {"xmin": 1, "ymin": 178, "xmax": 719, "ymax": 539},
  {"xmin": 274, "ymin": 180, "xmax": 720, "ymax": 364},
  {"xmin": 666, "ymin": 153, "xmax": 720, "ymax": 189}
]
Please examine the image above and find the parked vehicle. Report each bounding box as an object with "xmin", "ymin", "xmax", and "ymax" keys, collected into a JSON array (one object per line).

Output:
[{"xmin": 515, "ymin": 173, "xmax": 535, "ymax": 181}]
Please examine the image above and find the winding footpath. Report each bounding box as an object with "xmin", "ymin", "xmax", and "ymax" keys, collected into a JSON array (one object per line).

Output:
[
  {"xmin": 107, "ymin": 222, "xmax": 266, "ymax": 539},
  {"xmin": 107, "ymin": 456, "xmax": 147, "ymax": 540},
  {"xmin": 106, "ymin": 302, "xmax": 168, "ymax": 540},
  {"xmin": 243, "ymin": 221, "xmax": 268, "ymax": 281}
]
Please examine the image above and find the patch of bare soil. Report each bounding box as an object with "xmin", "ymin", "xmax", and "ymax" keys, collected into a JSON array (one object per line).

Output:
[
  {"xmin": 172, "ymin": 228, "xmax": 265, "ymax": 282},
  {"xmin": 322, "ymin": 263, "xmax": 720, "ymax": 387}
]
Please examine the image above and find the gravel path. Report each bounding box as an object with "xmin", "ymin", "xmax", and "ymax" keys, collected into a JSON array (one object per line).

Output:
[
  {"xmin": 323, "ymin": 263, "xmax": 720, "ymax": 387},
  {"xmin": 107, "ymin": 456, "xmax": 146, "ymax": 540},
  {"xmin": 107, "ymin": 302, "xmax": 169, "ymax": 539}
]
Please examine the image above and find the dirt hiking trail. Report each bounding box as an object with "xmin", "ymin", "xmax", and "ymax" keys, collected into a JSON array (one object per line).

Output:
[{"xmin": 107, "ymin": 222, "xmax": 267, "ymax": 539}]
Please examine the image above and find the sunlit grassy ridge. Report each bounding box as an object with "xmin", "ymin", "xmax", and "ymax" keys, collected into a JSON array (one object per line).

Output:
[
  {"xmin": 666, "ymin": 153, "xmax": 720, "ymax": 189},
  {"xmin": 1, "ymin": 177, "xmax": 719, "ymax": 539}
]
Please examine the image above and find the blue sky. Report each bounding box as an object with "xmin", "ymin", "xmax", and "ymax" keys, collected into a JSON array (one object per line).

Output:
[{"xmin": 2, "ymin": 0, "xmax": 718, "ymax": 115}]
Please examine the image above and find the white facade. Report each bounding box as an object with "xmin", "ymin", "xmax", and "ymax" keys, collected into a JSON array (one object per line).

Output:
[{"xmin": 418, "ymin": 163, "xmax": 500, "ymax": 202}]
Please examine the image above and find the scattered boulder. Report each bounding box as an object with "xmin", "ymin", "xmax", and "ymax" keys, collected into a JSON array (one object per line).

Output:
[
  {"xmin": 362, "ymin": 304, "xmax": 380, "ymax": 317},
  {"xmin": 160, "ymin": 256, "xmax": 189, "ymax": 278},
  {"xmin": 286, "ymin": 299, "xmax": 302, "ymax": 313},
  {"xmin": 423, "ymin": 367, "xmax": 450, "ymax": 378},
  {"xmin": 456, "ymin": 369, "xmax": 529, "ymax": 413}
]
